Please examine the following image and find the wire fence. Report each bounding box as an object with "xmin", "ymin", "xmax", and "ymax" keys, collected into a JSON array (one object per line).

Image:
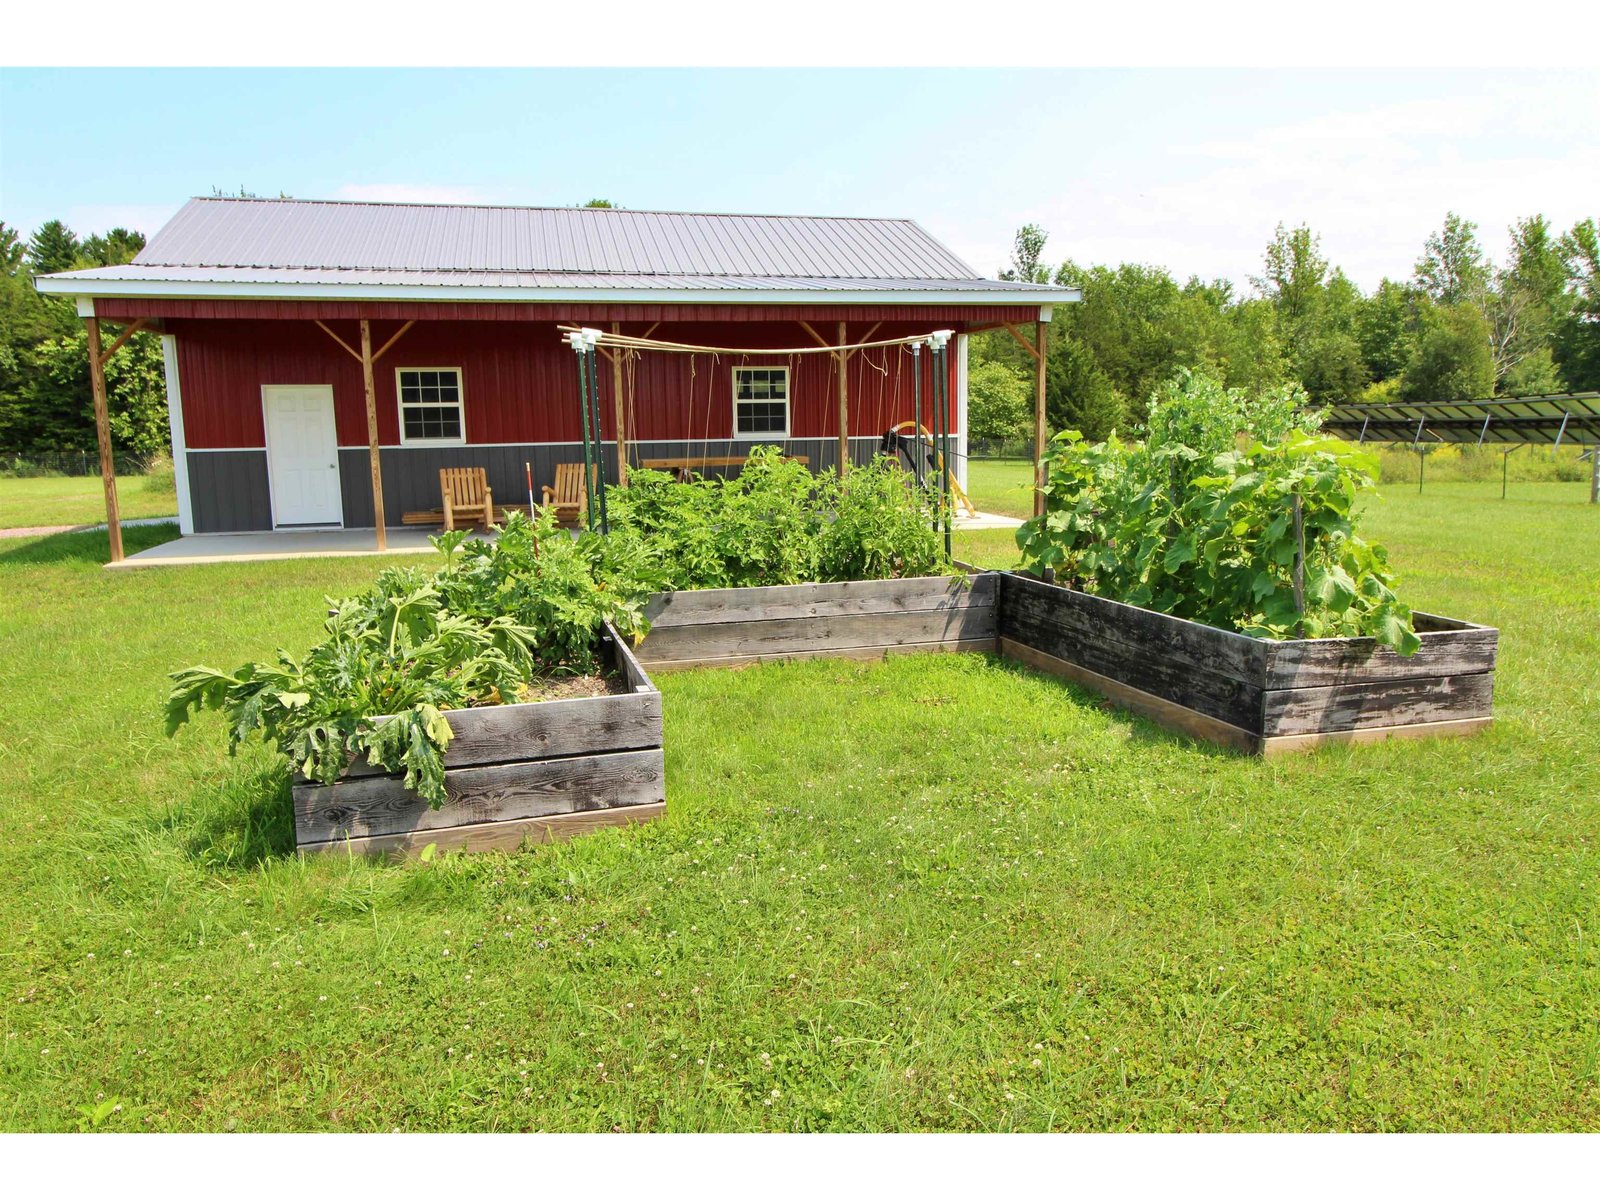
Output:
[
  {"xmin": 966, "ymin": 437, "xmax": 1038, "ymax": 461},
  {"xmin": 0, "ymin": 450, "xmax": 168, "ymax": 478}
]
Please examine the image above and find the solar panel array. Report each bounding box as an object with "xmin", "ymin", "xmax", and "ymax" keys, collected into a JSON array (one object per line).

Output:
[{"xmin": 1323, "ymin": 394, "xmax": 1600, "ymax": 447}]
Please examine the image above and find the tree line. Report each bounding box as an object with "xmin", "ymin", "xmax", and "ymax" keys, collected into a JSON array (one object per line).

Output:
[
  {"xmin": 0, "ymin": 219, "xmax": 169, "ymax": 458},
  {"xmin": 969, "ymin": 212, "xmax": 1600, "ymax": 444},
  {"xmin": 3, "ymin": 207, "xmax": 1598, "ymax": 458}
]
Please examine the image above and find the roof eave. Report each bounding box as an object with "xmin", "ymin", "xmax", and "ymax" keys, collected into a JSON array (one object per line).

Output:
[{"xmin": 34, "ymin": 275, "xmax": 1081, "ymax": 307}]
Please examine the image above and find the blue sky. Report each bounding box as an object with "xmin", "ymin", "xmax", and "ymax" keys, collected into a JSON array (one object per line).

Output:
[{"xmin": 2, "ymin": 68, "xmax": 1595, "ymax": 290}]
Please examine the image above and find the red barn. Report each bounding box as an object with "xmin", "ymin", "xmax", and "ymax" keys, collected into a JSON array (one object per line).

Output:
[{"xmin": 37, "ymin": 197, "xmax": 1076, "ymax": 558}]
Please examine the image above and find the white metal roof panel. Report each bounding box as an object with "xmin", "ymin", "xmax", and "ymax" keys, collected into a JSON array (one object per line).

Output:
[{"xmin": 131, "ymin": 197, "xmax": 986, "ymax": 280}]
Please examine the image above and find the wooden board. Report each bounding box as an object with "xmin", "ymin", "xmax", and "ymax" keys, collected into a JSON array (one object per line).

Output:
[
  {"xmin": 300, "ymin": 802, "xmax": 666, "ymax": 860},
  {"xmin": 999, "ymin": 588, "xmax": 1265, "ymax": 733},
  {"xmin": 1261, "ymin": 672, "xmax": 1495, "ymax": 736},
  {"xmin": 636, "ymin": 605, "xmax": 997, "ymax": 663},
  {"xmin": 996, "ymin": 572, "xmax": 1498, "ymax": 755},
  {"xmin": 643, "ymin": 637, "xmax": 998, "ymax": 672},
  {"xmin": 1259, "ymin": 717, "xmax": 1493, "ymax": 756},
  {"xmin": 1260, "ymin": 619, "xmax": 1498, "ymax": 689},
  {"xmin": 1000, "ymin": 572, "xmax": 1268, "ymax": 686},
  {"xmin": 644, "ymin": 573, "xmax": 995, "ymax": 626},
  {"xmin": 294, "ymin": 748, "xmax": 665, "ymax": 845},
  {"xmin": 336, "ymin": 630, "xmax": 661, "ymax": 778}
]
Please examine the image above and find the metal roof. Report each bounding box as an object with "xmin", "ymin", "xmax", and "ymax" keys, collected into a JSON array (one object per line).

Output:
[
  {"xmin": 37, "ymin": 198, "xmax": 1077, "ymax": 306},
  {"xmin": 1324, "ymin": 394, "xmax": 1600, "ymax": 446},
  {"xmin": 45, "ymin": 264, "xmax": 1058, "ymax": 293},
  {"xmin": 131, "ymin": 198, "xmax": 985, "ymax": 278}
]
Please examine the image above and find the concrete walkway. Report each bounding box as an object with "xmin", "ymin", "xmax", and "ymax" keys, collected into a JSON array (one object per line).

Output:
[
  {"xmin": 0, "ymin": 516, "xmax": 175, "ymax": 540},
  {"xmin": 102, "ymin": 510, "xmax": 1022, "ymax": 568},
  {"xmin": 109, "ymin": 526, "xmax": 442, "ymax": 569}
]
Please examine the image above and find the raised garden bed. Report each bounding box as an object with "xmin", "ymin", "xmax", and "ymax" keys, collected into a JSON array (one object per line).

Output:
[
  {"xmin": 634, "ymin": 572, "xmax": 998, "ymax": 671},
  {"xmin": 996, "ymin": 571, "xmax": 1498, "ymax": 755},
  {"xmin": 293, "ymin": 624, "xmax": 664, "ymax": 857}
]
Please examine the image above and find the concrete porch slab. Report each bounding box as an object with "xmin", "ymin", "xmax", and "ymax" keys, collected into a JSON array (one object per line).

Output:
[
  {"xmin": 109, "ymin": 526, "xmax": 456, "ymax": 568},
  {"xmin": 954, "ymin": 510, "xmax": 1024, "ymax": 530}
]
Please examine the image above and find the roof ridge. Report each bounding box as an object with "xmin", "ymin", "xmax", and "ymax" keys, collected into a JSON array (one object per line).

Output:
[{"xmin": 188, "ymin": 195, "xmax": 923, "ymax": 225}]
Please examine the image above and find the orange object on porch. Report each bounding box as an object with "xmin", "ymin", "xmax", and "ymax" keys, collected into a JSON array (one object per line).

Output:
[
  {"xmin": 440, "ymin": 467, "xmax": 494, "ymax": 530},
  {"xmin": 541, "ymin": 462, "xmax": 589, "ymax": 525}
]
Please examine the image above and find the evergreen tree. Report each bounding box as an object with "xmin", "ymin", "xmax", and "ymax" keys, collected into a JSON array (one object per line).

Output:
[
  {"xmin": 1046, "ymin": 335, "xmax": 1126, "ymax": 441},
  {"xmin": 27, "ymin": 220, "xmax": 82, "ymax": 275},
  {"xmin": 1399, "ymin": 302, "xmax": 1496, "ymax": 402}
]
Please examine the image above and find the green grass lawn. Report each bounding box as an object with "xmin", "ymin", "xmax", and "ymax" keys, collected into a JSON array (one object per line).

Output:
[
  {"xmin": 0, "ymin": 473, "xmax": 178, "ymax": 530},
  {"xmin": 0, "ymin": 486, "xmax": 1596, "ymax": 1131}
]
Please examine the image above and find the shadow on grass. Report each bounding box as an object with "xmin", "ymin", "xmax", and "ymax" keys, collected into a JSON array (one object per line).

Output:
[
  {"xmin": 0, "ymin": 521, "xmax": 180, "ymax": 567},
  {"xmin": 150, "ymin": 758, "xmax": 298, "ymax": 870},
  {"xmin": 986, "ymin": 652, "xmax": 1244, "ymax": 761}
]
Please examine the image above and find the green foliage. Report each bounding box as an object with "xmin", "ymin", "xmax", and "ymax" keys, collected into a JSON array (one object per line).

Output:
[
  {"xmin": 167, "ymin": 451, "xmax": 951, "ymax": 803},
  {"xmin": 1414, "ymin": 211, "xmax": 1489, "ymax": 305},
  {"xmin": 966, "ymin": 358, "xmax": 1032, "ymax": 442},
  {"xmin": 1399, "ymin": 301, "xmax": 1496, "ymax": 403},
  {"xmin": 28, "ymin": 329, "xmax": 169, "ymax": 453},
  {"xmin": 606, "ymin": 445, "xmax": 947, "ymax": 590},
  {"xmin": 998, "ymin": 223, "xmax": 1050, "ymax": 283},
  {"xmin": 0, "ymin": 216, "xmax": 167, "ymax": 456},
  {"xmin": 165, "ymin": 508, "xmax": 658, "ymax": 808},
  {"xmin": 1046, "ymin": 334, "xmax": 1126, "ymax": 442},
  {"xmin": 816, "ymin": 459, "xmax": 945, "ymax": 582},
  {"xmin": 165, "ymin": 578, "xmax": 538, "ymax": 807},
  {"xmin": 1017, "ymin": 370, "xmax": 1418, "ymax": 654},
  {"xmin": 27, "ymin": 220, "xmax": 81, "ymax": 276}
]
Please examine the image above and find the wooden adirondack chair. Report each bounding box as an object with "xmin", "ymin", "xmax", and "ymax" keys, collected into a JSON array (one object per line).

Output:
[
  {"xmin": 541, "ymin": 462, "xmax": 589, "ymax": 525},
  {"xmin": 440, "ymin": 467, "xmax": 494, "ymax": 531}
]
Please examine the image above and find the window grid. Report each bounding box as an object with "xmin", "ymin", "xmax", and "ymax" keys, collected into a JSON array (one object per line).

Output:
[
  {"xmin": 733, "ymin": 367, "xmax": 789, "ymax": 438},
  {"xmin": 396, "ymin": 368, "xmax": 465, "ymax": 445}
]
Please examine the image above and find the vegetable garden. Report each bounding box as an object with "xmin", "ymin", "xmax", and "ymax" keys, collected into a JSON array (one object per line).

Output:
[{"xmin": 166, "ymin": 375, "xmax": 1498, "ymax": 855}]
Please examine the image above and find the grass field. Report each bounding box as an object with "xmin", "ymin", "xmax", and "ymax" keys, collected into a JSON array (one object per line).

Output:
[
  {"xmin": 0, "ymin": 473, "xmax": 178, "ymax": 529},
  {"xmin": 0, "ymin": 482, "xmax": 1595, "ymax": 1131}
]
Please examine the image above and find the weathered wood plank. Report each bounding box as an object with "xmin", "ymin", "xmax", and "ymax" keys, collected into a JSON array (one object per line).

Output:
[
  {"xmin": 998, "ymin": 637, "xmax": 1261, "ymax": 754},
  {"xmin": 642, "ymin": 637, "xmax": 998, "ymax": 672},
  {"xmin": 1261, "ymin": 672, "xmax": 1495, "ymax": 736},
  {"xmin": 999, "ymin": 597, "xmax": 1265, "ymax": 732},
  {"xmin": 1261, "ymin": 621, "xmax": 1498, "ymax": 689},
  {"xmin": 999, "ymin": 572, "xmax": 1269, "ymax": 686},
  {"xmin": 294, "ymin": 748, "xmax": 665, "ymax": 845},
  {"xmin": 1260, "ymin": 716, "xmax": 1493, "ymax": 756},
  {"xmin": 642, "ymin": 574, "xmax": 993, "ymax": 627},
  {"xmin": 436, "ymin": 691, "xmax": 662, "ymax": 769},
  {"xmin": 300, "ymin": 802, "xmax": 666, "ymax": 859},
  {"xmin": 612, "ymin": 630, "xmax": 657, "ymax": 694},
  {"xmin": 636, "ymin": 605, "xmax": 997, "ymax": 663}
]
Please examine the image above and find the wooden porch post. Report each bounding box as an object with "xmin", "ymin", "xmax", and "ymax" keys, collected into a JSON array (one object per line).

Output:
[
  {"xmin": 611, "ymin": 322, "xmax": 628, "ymax": 487},
  {"xmin": 836, "ymin": 321, "xmax": 849, "ymax": 477},
  {"xmin": 1034, "ymin": 318, "xmax": 1049, "ymax": 518},
  {"xmin": 359, "ymin": 319, "xmax": 387, "ymax": 551},
  {"xmin": 84, "ymin": 315, "xmax": 124, "ymax": 563}
]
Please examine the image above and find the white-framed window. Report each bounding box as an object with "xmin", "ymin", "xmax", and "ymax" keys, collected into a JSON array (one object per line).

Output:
[
  {"xmin": 732, "ymin": 366, "xmax": 789, "ymax": 438},
  {"xmin": 396, "ymin": 367, "xmax": 466, "ymax": 445}
]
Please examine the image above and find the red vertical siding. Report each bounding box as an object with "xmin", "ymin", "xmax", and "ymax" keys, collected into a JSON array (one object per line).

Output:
[{"xmin": 169, "ymin": 314, "xmax": 965, "ymax": 450}]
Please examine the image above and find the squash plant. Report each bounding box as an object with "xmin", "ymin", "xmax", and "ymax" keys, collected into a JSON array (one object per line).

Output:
[{"xmin": 1018, "ymin": 370, "xmax": 1420, "ymax": 654}]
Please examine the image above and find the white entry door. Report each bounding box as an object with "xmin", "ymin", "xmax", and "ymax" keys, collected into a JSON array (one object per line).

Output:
[{"xmin": 263, "ymin": 386, "xmax": 343, "ymax": 526}]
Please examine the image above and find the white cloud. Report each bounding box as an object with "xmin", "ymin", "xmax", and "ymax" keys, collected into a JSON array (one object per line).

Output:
[
  {"xmin": 950, "ymin": 77, "xmax": 1600, "ymax": 292},
  {"xmin": 330, "ymin": 183, "xmax": 504, "ymax": 205}
]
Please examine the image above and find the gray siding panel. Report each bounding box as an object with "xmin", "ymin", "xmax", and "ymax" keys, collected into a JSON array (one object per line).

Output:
[
  {"xmin": 333, "ymin": 438, "xmax": 882, "ymax": 527},
  {"xmin": 187, "ymin": 450, "xmax": 272, "ymax": 532}
]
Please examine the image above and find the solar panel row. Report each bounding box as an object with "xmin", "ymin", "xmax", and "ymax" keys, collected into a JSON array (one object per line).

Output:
[{"xmin": 1322, "ymin": 393, "xmax": 1600, "ymax": 447}]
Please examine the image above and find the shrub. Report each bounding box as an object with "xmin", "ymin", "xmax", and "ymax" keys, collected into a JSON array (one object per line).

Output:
[{"xmin": 1017, "ymin": 369, "xmax": 1419, "ymax": 654}]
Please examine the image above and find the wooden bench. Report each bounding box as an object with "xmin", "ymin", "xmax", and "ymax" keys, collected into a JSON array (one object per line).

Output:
[
  {"xmin": 640, "ymin": 454, "xmax": 810, "ymax": 481},
  {"xmin": 440, "ymin": 468, "xmax": 493, "ymax": 531},
  {"xmin": 542, "ymin": 462, "xmax": 589, "ymax": 525},
  {"xmin": 640, "ymin": 454, "xmax": 810, "ymax": 470}
]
